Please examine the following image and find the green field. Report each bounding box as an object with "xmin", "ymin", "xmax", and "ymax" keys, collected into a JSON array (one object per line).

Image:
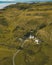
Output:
[{"xmin": 0, "ymin": 2, "xmax": 52, "ymax": 65}]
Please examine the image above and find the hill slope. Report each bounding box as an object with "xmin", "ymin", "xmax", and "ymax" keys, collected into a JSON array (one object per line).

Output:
[{"xmin": 0, "ymin": 2, "xmax": 52, "ymax": 65}]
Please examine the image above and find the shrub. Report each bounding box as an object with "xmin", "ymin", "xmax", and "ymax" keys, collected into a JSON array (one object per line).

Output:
[
  {"xmin": 38, "ymin": 23, "xmax": 46, "ymax": 30},
  {"xmin": 0, "ymin": 17, "xmax": 8, "ymax": 26}
]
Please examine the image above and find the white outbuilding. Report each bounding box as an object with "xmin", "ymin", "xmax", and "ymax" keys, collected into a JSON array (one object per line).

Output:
[{"xmin": 34, "ymin": 37, "xmax": 39, "ymax": 44}]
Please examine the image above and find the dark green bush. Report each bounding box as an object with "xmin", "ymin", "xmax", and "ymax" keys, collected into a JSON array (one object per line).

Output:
[
  {"xmin": 38, "ymin": 23, "xmax": 46, "ymax": 30},
  {"xmin": 0, "ymin": 18, "xmax": 8, "ymax": 26}
]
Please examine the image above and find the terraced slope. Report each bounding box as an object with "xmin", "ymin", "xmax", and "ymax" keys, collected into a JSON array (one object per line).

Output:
[{"xmin": 0, "ymin": 2, "xmax": 52, "ymax": 65}]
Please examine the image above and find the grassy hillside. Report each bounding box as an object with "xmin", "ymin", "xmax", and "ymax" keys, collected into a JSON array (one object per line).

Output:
[{"xmin": 0, "ymin": 2, "xmax": 52, "ymax": 65}]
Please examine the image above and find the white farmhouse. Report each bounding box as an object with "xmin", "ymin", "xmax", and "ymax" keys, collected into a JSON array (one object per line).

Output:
[{"xmin": 29, "ymin": 34, "xmax": 34, "ymax": 39}]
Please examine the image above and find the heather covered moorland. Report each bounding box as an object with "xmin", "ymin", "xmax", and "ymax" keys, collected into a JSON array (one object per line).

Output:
[{"xmin": 0, "ymin": 2, "xmax": 52, "ymax": 65}]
